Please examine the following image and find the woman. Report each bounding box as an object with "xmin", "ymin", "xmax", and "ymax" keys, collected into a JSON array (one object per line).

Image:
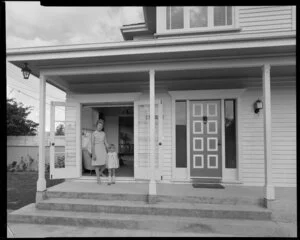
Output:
[{"xmin": 91, "ymin": 119, "xmax": 109, "ymax": 184}]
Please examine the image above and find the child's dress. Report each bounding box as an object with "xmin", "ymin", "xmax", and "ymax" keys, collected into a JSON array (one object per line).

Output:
[
  {"xmin": 92, "ymin": 131, "xmax": 107, "ymax": 166},
  {"xmin": 106, "ymin": 152, "xmax": 119, "ymax": 169}
]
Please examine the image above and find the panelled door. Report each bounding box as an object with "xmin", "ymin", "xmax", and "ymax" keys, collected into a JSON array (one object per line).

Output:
[
  {"xmin": 134, "ymin": 100, "xmax": 163, "ymax": 180},
  {"xmin": 50, "ymin": 101, "xmax": 80, "ymax": 179},
  {"xmin": 190, "ymin": 100, "xmax": 222, "ymax": 178}
]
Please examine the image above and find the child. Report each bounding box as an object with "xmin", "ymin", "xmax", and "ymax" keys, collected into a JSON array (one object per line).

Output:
[
  {"xmin": 91, "ymin": 119, "xmax": 109, "ymax": 184},
  {"xmin": 106, "ymin": 144, "xmax": 119, "ymax": 185}
]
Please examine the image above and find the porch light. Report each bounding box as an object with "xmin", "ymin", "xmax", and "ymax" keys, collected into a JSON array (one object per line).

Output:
[
  {"xmin": 254, "ymin": 99, "xmax": 263, "ymax": 114},
  {"xmin": 21, "ymin": 63, "xmax": 31, "ymax": 79}
]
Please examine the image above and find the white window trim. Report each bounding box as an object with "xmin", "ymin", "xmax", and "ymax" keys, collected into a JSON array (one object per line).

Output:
[{"xmin": 162, "ymin": 6, "xmax": 239, "ymax": 34}]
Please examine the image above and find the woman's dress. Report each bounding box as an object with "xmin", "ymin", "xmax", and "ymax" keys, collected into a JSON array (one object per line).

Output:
[{"xmin": 92, "ymin": 131, "xmax": 107, "ymax": 166}]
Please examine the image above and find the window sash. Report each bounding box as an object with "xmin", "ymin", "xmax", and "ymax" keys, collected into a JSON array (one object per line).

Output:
[{"xmin": 166, "ymin": 6, "xmax": 233, "ymax": 31}]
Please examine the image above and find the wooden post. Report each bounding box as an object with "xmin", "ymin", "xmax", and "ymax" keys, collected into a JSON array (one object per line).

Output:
[
  {"xmin": 262, "ymin": 64, "xmax": 275, "ymax": 207},
  {"xmin": 36, "ymin": 74, "xmax": 47, "ymax": 202},
  {"xmin": 148, "ymin": 69, "xmax": 156, "ymax": 203}
]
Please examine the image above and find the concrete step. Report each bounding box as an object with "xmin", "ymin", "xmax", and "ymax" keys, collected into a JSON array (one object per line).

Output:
[
  {"xmin": 7, "ymin": 204, "xmax": 285, "ymax": 237},
  {"xmin": 46, "ymin": 190, "xmax": 263, "ymax": 206},
  {"xmin": 36, "ymin": 198, "xmax": 272, "ymax": 220}
]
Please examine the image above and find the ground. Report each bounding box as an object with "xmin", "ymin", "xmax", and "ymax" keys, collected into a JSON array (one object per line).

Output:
[{"xmin": 7, "ymin": 172, "xmax": 64, "ymax": 210}]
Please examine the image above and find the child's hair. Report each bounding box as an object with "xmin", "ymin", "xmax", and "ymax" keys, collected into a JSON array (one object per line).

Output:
[
  {"xmin": 96, "ymin": 119, "xmax": 104, "ymax": 126},
  {"xmin": 108, "ymin": 144, "xmax": 116, "ymax": 151}
]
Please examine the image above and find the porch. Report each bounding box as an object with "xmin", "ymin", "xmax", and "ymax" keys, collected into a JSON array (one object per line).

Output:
[
  {"xmin": 45, "ymin": 181, "xmax": 298, "ymax": 223},
  {"xmin": 7, "ymin": 41, "xmax": 296, "ymax": 207}
]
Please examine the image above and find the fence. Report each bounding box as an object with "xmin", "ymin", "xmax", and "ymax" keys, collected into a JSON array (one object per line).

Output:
[{"xmin": 7, "ymin": 136, "xmax": 65, "ymax": 172}]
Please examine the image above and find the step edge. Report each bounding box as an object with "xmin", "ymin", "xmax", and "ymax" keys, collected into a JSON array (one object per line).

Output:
[{"xmin": 38, "ymin": 198, "xmax": 270, "ymax": 212}]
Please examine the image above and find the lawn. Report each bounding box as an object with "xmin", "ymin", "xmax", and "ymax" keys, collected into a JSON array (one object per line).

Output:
[{"xmin": 7, "ymin": 172, "xmax": 64, "ymax": 210}]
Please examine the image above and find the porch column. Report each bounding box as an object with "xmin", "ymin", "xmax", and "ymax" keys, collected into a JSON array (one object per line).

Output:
[
  {"xmin": 262, "ymin": 64, "xmax": 275, "ymax": 207},
  {"xmin": 148, "ymin": 69, "xmax": 157, "ymax": 203},
  {"xmin": 36, "ymin": 74, "xmax": 47, "ymax": 202}
]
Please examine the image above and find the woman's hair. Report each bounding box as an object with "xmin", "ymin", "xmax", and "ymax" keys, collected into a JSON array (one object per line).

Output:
[{"xmin": 96, "ymin": 119, "xmax": 104, "ymax": 126}]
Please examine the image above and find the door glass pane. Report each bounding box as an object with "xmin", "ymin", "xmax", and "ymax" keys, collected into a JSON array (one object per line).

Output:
[
  {"xmin": 167, "ymin": 6, "xmax": 184, "ymax": 29},
  {"xmin": 224, "ymin": 99, "xmax": 236, "ymax": 168},
  {"xmin": 55, "ymin": 122, "xmax": 65, "ymax": 136},
  {"xmin": 190, "ymin": 7, "xmax": 208, "ymax": 28},
  {"xmin": 214, "ymin": 6, "xmax": 232, "ymax": 26},
  {"xmin": 176, "ymin": 101, "xmax": 187, "ymax": 168},
  {"xmin": 227, "ymin": 6, "xmax": 232, "ymax": 25},
  {"xmin": 55, "ymin": 106, "xmax": 65, "ymax": 121},
  {"xmin": 214, "ymin": 6, "xmax": 226, "ymax": 26},
  {"xmin": 54, "ymin": 152, "xmax": 65, "ymax": 168}
]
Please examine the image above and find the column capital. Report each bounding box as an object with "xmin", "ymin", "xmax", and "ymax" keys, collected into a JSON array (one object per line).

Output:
[
  {"xmin": 149, "ymin": 69, "xmax": 155, "ymax": 76},
  {"xmin": 262, "ymin": 64, "xmax": 271, "ymax": 73}
]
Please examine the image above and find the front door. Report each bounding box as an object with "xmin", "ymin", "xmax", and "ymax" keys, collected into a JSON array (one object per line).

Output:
[
  {"xmin": 50, "ymin": 101, "xmax": 80, "ymax": 179},
  {"xmin": 134, "ymin": 99, "xmax": 163, "ymax": 180},
  {"xmin": 189, "ymin": 100, "xmax": 222, "ymax": 179}
]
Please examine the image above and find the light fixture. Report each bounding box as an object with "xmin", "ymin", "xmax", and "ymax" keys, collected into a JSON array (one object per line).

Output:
[
  {"xmin": 21, "ymin": 63, "xmax": 31, "ymax": 79},
  {"xmin": 254, "ymin": 99, "xmax": 263, "ymax": 114}
]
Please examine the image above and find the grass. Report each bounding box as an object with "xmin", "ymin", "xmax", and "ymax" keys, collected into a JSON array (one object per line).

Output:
[{"xmin": 7, "ymin": 172, "xmax": 65, "ymax": 210}]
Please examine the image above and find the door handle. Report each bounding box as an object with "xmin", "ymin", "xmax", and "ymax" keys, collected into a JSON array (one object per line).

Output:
[
  {"xmin": 218, "ymin": 142, "xmax": 221, "ymax": 146},
  {"xmin": 159, "ymin": 142, "xmax": 162, "ymax": 146},
  {"xmin": 51, "ymin": 142, "xmax": 55, "ymax": 146}
]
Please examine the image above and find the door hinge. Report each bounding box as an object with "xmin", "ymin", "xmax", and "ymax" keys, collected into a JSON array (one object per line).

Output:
[
  {"xmin": 50, "ymin": 174, "xmax": 53, "ymax": 179},
  {"xmin": 161, "ymin": 176, "xmax": 163, "ymax": 180}
]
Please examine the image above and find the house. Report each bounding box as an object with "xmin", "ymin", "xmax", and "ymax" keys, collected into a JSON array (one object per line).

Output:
[{"xmin": 7, "ymin": 6, "xmax": 296, "ymax": 208}]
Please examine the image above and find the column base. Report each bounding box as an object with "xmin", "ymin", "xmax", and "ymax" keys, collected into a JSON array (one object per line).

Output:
[
  {"xmin": 263, "ymin": 184, "xmax": 275, "ymax": 209},
  {"xmin": 148, "ymin": 179, "xmax": 157, "ymax": 204},
  {"xmin": 35, "ymin": 191, "xmax": 47, "ymax": 204},
  {"xmin": 37, "ymin": 177, "xmax": 47, "ymax": 192},
  {"xmin": 264, "ymin": 184, "xmax": 275, "ymax": 200},
  {"xmin": 263, "ymin": 198, "xmax": 276, "ymax": 209}
]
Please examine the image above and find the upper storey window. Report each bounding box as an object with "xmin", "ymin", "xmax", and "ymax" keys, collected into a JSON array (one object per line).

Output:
[{"xmin": 166, "ymin": 6, "xmax": 233, "ymax": 30}]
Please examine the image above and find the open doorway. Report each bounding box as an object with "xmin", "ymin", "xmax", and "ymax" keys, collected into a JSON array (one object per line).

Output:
[{"xmin": 81, "ymin": 103, "xmax": 134, "ymax": 178}]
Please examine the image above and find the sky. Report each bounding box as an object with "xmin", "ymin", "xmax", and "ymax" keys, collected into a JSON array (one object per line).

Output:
[{"xmin": 6, "ymin": 2, "xmax": 144, "ymax": 132}]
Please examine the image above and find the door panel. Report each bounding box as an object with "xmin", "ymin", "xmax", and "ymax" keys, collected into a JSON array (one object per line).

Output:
[
  {"xmin": 50, "ymin": 101, "xmax": 80, "ymax": 179},
  {"xmin": 134, "ymin": 100, "xmax": 163, "ymax": 180},
  {"xmin": 190, "ymin": 100, "xmax": 222, "ymax": 178}
]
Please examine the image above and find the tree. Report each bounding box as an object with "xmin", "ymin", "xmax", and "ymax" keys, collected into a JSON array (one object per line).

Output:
[
  {"xmin": 7, "ymin": 98, "xmax": 39, "ymax": 136},
  {"xmin": 55, "ymin": 123, "xmax": 65, "ymax": 136}
]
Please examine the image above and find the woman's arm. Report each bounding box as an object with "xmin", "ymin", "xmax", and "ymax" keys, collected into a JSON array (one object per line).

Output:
[
  {"xmin": 91, "ymin": 133, "xmax": 96, "ymax": 160},
  {"xmin": 104, "ymin": 132, "xmax": 109, "ymax": 150}
]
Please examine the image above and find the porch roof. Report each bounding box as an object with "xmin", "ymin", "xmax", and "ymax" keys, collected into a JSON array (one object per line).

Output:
[
  {"xmin": 52, "ymin": 65, "xmax": 296, "ymax": 94},
  {"xmin": 7, "ymin": 31, "xmax": 295, "ymax": 83}
]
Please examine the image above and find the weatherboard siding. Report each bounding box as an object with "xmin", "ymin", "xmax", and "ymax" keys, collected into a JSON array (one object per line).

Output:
[
  {"xmin": 239, "ymin": 6, "xmax": 293, "ymax": 33},
  {"xmin": 239, "ymin": 80, "xmax": 296, "ymax": 187}
]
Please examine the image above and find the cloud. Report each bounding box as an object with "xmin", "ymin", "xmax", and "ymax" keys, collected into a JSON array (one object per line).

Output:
[{"xmin": 6, "ymin": 3, "xmax": 144, "ymax": 48}]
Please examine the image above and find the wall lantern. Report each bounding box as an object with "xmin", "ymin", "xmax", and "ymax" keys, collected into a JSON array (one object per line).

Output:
[
  {"xmin": 21, "ymin": 63, "xmax": 31, "ymax": 79},
  {"xmin": 254, "ymin": 99, "xmax": 263, "ymax": 114}
]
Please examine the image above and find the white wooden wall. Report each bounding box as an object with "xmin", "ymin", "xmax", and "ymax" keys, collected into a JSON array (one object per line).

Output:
[
  {"xmin": 239, "ymin": 78, "xmax": 296, "ymax": 187},
  {"xmin": 239, "ymin": 6, "xmax": 294, "ymax": 32}
]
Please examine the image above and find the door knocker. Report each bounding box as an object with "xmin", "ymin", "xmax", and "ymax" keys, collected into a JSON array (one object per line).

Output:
[{"xmin": 203, "ymin": 116, "xmax": 208, "ymax": 124}]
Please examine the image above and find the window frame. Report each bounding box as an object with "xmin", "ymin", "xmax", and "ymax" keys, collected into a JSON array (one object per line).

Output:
[{"xmin": 164, "ymin": 6, "xmax": 237, "ymax": 33}]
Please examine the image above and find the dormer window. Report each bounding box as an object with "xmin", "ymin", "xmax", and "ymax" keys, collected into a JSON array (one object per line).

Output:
[{"xmin": 166, "ymin": 6, "xmax": 233, "ymax": 30}]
